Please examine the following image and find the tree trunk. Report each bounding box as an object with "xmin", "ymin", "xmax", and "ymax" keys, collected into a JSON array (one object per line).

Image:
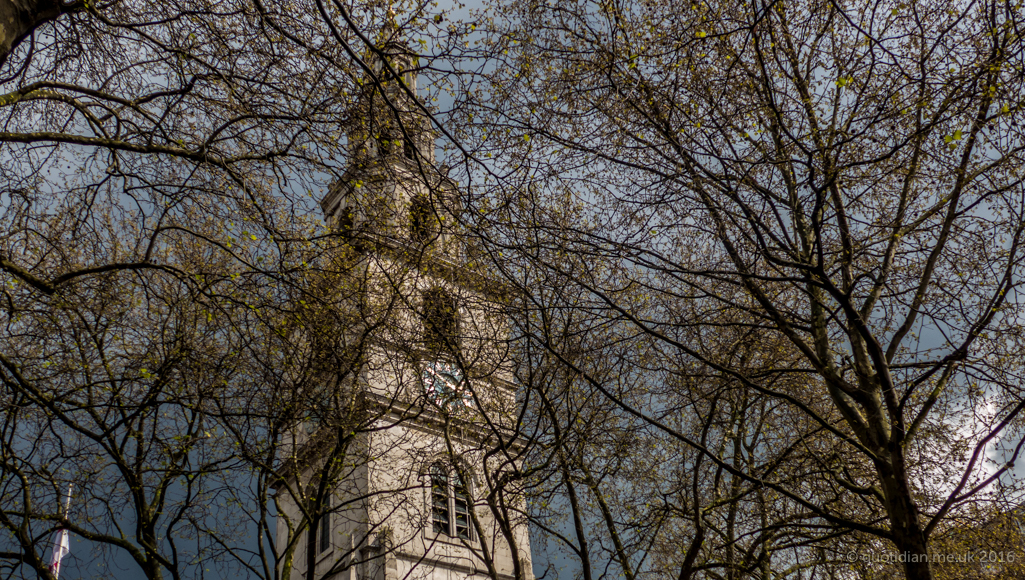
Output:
[
  {"xmin": 894, "ymin": 528, "xmax": 933, "ymax": 580},
  {"xmin": 0, "ymin": 0, "xmax": 67, "ymax": 67},
  {"xmin": 880, "ymin": 453, "xmax": 933, "ymax": 580}
]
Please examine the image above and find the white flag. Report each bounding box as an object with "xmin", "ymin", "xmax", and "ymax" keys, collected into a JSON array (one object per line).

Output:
[
  {"xmin": 48, "ymin": 484, "xmax": 73, "ymax": 578},
  {"xmin": 48, "ymin": 528, "xmax": 69, "ymax": 579}
]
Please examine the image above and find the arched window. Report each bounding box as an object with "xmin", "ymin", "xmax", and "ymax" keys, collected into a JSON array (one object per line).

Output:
[
  {"xmin": 318, "ymin": 493, "xmax": 333, "ymax": 554},
  {"xmin": 422, "ymin": 288, "xmax": 458, "ymax": 353},
  {"xmin": 377, "ymin": 131, "xmax": 396, "ymax": 156},
  {"xmin": 403, "ymin": 134, "xmax": 416, "ymax": 160},
  {"xmin": 336, "ymin": 204, "xmax": 354, "ymax": 239},
  {"xmin": 430, "ymin": 463, "xmax": 472, "ymax": 540},
  {"xmin": 409, "ymin": 195, "xmax": 433, "ymax": 244}
]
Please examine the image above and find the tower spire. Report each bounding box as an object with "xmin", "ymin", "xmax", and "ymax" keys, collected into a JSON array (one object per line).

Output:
[{"xmin": 323, "ymin": 33, "xmax": 454, "ymax": 252}]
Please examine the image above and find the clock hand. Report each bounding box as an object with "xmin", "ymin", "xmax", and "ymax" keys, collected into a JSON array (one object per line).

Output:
[{"xmin": 425, "ymin": 366, "xmax": 462, "ymax": 393}]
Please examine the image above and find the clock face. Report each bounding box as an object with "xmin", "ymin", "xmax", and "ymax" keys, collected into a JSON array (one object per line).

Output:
[{"xmin": 422, "ymin": 361, "xmax": 471, "ymax": 410}]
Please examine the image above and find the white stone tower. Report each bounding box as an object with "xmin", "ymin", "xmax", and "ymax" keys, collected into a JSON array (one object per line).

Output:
[{"xmin": 273, "ymin": 40, "xmax": 532, "ymax": 580}]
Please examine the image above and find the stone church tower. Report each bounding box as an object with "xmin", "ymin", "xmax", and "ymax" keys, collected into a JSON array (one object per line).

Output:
[{"xmin": 273, "ymin": 41, "xmax": 532, "ymax": 580}]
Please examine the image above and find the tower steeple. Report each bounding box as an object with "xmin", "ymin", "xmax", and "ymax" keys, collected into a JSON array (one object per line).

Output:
[
  {"xmin": 347, "ymin": 40, "xmax": 434, "ymax": 166},
  {"xmin": 276, "ymin": 31, "xmax": 532, "ymax": 580},
  {"xmin": 321, "ymin": 40, "xmax": 457, "ymax": 256}
]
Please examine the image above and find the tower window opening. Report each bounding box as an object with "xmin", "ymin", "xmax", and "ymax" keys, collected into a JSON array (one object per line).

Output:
[
  {"xmin": 404, "ymin": 135, "xmax": 416, "ymax": 160},
  {"xmin": 422, "ymin": 288, "xmax": 458, "ymax": 353},
  {"xmin": 453, "ymin": 477, "xmax": 471, "ymax": 539},
  {"xmin": 430, "ymin": 463, "xmax": 473, "ymax": 540},
  {"xmin": 337, "ymin": 205, "xmax": 354, "ymax": 239},
  {"xmin": 409, "ymin": 195, "xmax": 433, "ymax": 244},
  {"xmin": 431, "ymin": 465, "xmax": 451, "ymax": 534},
  {"xmin": 318, "ymin": 493, "xmax": 333, "ymax": 554},
  {"xmin": 377, "ymin": 130, "xmax": 396, "ymax": 156}
]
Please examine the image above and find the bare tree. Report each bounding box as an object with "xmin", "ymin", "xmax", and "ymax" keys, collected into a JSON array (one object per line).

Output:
[
  {"xmin": 454, "ymin": 0, "xmax": 1025, "ymax": 578},
  {"xmin": 0, "ymin": 1, "xmax": 479, "ymax": 579}
]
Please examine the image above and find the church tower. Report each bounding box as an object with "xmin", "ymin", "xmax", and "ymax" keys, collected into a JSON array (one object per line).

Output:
[{"xmin": 273, "ymin": 40, "xmax": 532, "ymax": 580}]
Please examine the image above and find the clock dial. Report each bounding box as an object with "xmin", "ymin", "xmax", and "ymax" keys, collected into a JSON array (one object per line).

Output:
[{"xmin": 422, "ymin": 361, "xmax": 471, "ymax": 410}]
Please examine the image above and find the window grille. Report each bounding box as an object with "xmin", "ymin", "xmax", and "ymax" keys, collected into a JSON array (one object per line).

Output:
[{"xmin": 429, "ymin": 463, "xmax": 473, "ymax": 540}]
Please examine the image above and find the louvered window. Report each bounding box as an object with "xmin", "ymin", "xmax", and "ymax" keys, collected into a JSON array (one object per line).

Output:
[{"xmin": 430, "ymin": 464, "xmax": 473, "ymax": 540}]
